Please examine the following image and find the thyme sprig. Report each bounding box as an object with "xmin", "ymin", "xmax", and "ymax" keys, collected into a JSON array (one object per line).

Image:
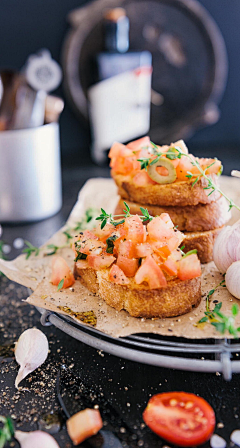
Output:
[
  {"xmin": 137, "ymin": 143, "xmax": 181, "ymax": 171},
  {"xmin": 96, "ymin": 202, "xmax": 153, "ymax": 229},
  {"xmin": 0, "ymin": 416, "xmax": 14, "ymax": 448},
  {"xmin": 22, "ymin": 241, "xmax": 40, "ymax": 259},
  {"xmin": 197, "ymin": 279, "xmax": 240, "ymax": 338}
]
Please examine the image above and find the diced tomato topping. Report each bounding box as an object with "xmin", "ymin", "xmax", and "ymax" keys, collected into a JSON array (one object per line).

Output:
[
  {"xmin": 198, "ymin": 158, "xmax": 222, "ymax": 175},
  {"xmin": 93, "ymin": 222, "xmax": 116, "ymax": 242},
  {"xmin": 51, "ymin": 256, "xmax": 75, "ymax": 289},
  {"xmin": 160, "ymin": 213, "xmax": 175, "ymax": 229},
  {"xmin": 147, "ymin": 216, "xmax": 174, "ymax": 241},
  {"xmin": 161, "ymin": 258, "xmax": 178, "ymax": 276},
  {"xmin": 135, "ymin": 243, "xmax": 153, "ymax": 258},
  {"xmin": 167, "ymin": 233, "xmax": 184, "ymax": 252},
  {"xmin": 87, "ymin": 254, "xmax": 115, "ymax": 270},
  {"xmin": 108, "ymin": 141, "xmax": 125, "ymax": 159},
  {"xmin": 75, "ymin": 260, "xmax": 89, "ymax": 269},
  {"xmin": 135, "ymin": 255, "xmax": 167, "ymax": 289},
  {"xmin": 77, "ymin": 239, "xmax": 105, "ymax": 255},
  {"xmin": 133, "ymin": 171, "xmax": 156, "ymax": 186},
  {"xmin": 117, "ymin": 255, "xmax": 139, "ymax": 277},
  {"xmin": 109, "ymin": 264, "xmax": 130, "ymax": 285},
  {"xmin": 126, "ymin": 136, "xmax": 150, "ymax": 151},
  {"xmin": 150, "ymin": 241, "xmax": 171, "ymax": 260},
  {"xmin": 176, "ymin": 155, "xmax": 200, "ymax": 181},
  {"xmin": 118, "ymin": 239, "xmax": 136, "ymax": 258},
  {"xmin": 177, "ymin": 254, "xmax": 201, "ymax": 280},
  {"xmin": 170, "ymin": 249, "xmax": 182, "ymax": 262},
  {"xmin": 124, "ymin": 215, "xmax": 146, "ymax": 244},
  {"xmin": 67, "ymin": 408, "xmax": 103, "ymax": 445}
]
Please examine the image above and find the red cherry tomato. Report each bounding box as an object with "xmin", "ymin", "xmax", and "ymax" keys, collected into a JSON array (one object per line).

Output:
[{"xmin": 143, "ymin": 392, "xmax": 215, "ymax": 447}]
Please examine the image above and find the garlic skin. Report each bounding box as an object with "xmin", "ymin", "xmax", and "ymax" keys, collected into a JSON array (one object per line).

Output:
[
  {"xmin": 213, "ymin": 221, "xmax": 240, "ymax": 273},
  {"xmin": 15, "ymin": 328, "xmax": 49, "ymax": 389},
  {"xmin": 225, "ymin": 261, "xmax": 240, "ymax": 300},
  {"xmin": 15, "ymin": 430, "xmax": 60, "ymax": 448}
]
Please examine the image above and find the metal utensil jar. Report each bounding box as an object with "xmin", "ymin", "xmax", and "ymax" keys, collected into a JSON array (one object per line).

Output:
[{"xmin": 0, "ymin": 123, "xmax": 62, "ymax": 222}]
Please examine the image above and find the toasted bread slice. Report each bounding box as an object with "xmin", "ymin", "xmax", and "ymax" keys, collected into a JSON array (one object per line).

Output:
[
  {"xmin": 74, "ymin": 265, "xmax": 201, "ymax": 318},
  {"xmin": 115, "ymin": 197, "xmax": 231, "ymax": 232},
  {"xmin": 183, "ymin": 227, "xmax": 222, "ymax": 264},
  {"xmin": 112, "ymin": 171, "xmax": 221, "ymax": 207}
]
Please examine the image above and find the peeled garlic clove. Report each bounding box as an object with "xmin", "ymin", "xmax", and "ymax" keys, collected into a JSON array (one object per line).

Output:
[
  {"xmin": 15, "ymin": 430, "xmax": 60, "ymax": 448},
  {"xmin": 213, "ymin": 223, "xmax": 240, "ymax": 274},
  {"xmin": 15, "ymin": 328, "xmax": 49, "ymax": 389},
  {"xmin": 225, "ymin": 261, "xmax": 240, "ymax": 299}
]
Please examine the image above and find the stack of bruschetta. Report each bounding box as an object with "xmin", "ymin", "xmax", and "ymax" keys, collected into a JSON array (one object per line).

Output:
[{"xmin": 110, "ymin": 137, "xmax": 231, "ymax": 263}]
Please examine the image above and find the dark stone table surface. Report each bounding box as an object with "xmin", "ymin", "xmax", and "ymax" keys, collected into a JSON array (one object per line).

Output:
[{"xmin": 1, "ymin": 164, "xmax": 240, "ymax": 448}]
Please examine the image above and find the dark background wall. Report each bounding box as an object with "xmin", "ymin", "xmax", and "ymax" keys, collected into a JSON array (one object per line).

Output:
[{"xmin": 0, "ymin": 0, "xmax": 239, "ymax": 163}]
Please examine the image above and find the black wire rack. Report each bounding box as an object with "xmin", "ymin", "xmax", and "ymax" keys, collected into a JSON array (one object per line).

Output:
[{"xmin": 38, "ymin": 307, "xmax": 240, "ymax": 381}]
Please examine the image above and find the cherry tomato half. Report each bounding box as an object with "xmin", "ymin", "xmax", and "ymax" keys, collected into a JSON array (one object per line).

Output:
[{"xmin": 143, "ymin": 392, "xmax": 215, "ymax": 447}]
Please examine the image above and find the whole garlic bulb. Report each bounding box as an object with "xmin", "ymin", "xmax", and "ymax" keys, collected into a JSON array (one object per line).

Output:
[
  {"xmin": 15, "ymin": 430, "xmax": 60, "ymax": 448},
  {"xmin": 225, "ymin": 261, "xmax": 240, "ymax": 300},
  {"xmin": 213, "ymin": 221, "xmax": 240, "ymax": 273}
]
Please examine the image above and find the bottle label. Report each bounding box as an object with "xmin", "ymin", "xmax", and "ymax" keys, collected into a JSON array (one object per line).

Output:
[{"xmin": 88, "ymin": 67, "xmax": 152, "ymax": 163}]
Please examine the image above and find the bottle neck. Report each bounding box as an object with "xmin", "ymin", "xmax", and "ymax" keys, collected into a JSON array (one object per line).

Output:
[{"xmin": 104, "ymin": 16, "xmax": 129, "ymax": 53}]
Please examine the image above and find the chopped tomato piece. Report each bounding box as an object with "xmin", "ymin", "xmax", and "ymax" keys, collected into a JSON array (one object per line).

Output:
[
  {"xmin": 143, "ymin": 392, "xmax": 215, "ymax": 447},
  {"xmin": 199, "ymin": 157, "xmax": 222, "ymax": 175},
  {"xmin": 108, "ymin": 141, "xmax": 125, "ymax": 159},
  {"xmin": 87, "ymin": 254, "xmax": 115, "ymax": 270},
  {"xmin": 150, "ymin": 241, "xmax": 171, "ymax": 260},
  {"xmin": 135, "ymin": 243, "xmax": 153, "ymax": 258},
  {"xmin": 118, "ymin": 239, "xmax": 136, "ymax": 258},
  {"xmin": 167, "ymin": 232, "xmax": 184, "ymax": 251},
  {"xmin": 117, "ymin": 255, "xmax": 139, "ymax": 277},
  {"xmin": 93, "ymin": 222, "xmax": 116, "ymax": 242},
  {"xmin": 147, "ymin": 216, "xmax": 174, "ymax": 241},
  {"xmin": 161, "ymin": 258, "xmax": 178, "ymax": 276},
  {"xmin": 170, "ymin": 249, "xmax": 182, "ymax": 262},
  {"xmin": 124, "ymin": 215, "xmax": 146, "ymax": 244},
  {"xmin": 133, "ymin": 171, "xmax": 156, "ymax": 186},
  {"xmin": 75, "ymin": 260, "xmax": 89, "ymax": 269},
  {"xmin": 77, "ymin": 239, "xmax": 105, "ymax": 256},
  {"xmin": 177, "ymin": 254, "xmax": 201, "ymax": 280},
  {"xmin": 176, "ymin": 155, "xmax": 200, "ymax": 181},
  {"xmin": 126, "ymin": 136, "xmax": 150, "ymax": 150},
  {"xmin": 51, "ymin": 256, "xmax": 75, "ymax": 288},
  {"xmin": 135, "ymin": 255, "xmax": 167, "ymax": 289},
  {"xmin": 67, "ymin": 408, "xmax": 103, "ymax": 445},
  {"xmin": 160, "ymin": 213, "xmax": 175, "ymax": 229},
  {"xmin": 109, "ymin": 264, "xmax": 130, "ymax": 285}
]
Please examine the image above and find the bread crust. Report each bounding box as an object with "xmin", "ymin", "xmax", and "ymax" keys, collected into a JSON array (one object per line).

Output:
[
  {"xmin": 183, "ymin": 227, "xmax": 222, "ymax": 264},
  {"xmin": 115, "ymin": 197, "xmax": 231, "ymax": 232},
  {"xmin": 74, "ymin": 266, "xmax": 201, "ymax": 318},
  {"xmin": 112, "ymin": 171, "xmax": 221, "ymax": 206}
]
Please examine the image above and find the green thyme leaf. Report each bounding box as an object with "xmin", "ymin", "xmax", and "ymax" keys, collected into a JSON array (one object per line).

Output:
[
  {"xmin": 57, "ymin": 279, "xmax": 64, "ymax": 291},
  {"xmin": 75, "ymin": 252, "xmax": 87, "ymax": 262},
  {"xmin": 22, "ymin": 241, "xmax": 40, "ymax": 259},
  {"xmin": 198, "ymin": 317, "xmax": 208, "ymax": 323},
  {"xmin": 63, "ymin": 230, "xmax": 73, "ymax": 242},
  {"xmin": 106, "ymin": 235, "xmax": 118, "ymax": 254},
  {"xmin": 232, "ymin": 303, "xmax": 239, "ymax": 317},
  {"xmin": 0, "ymin": 416, "xmax": 14, "ymax": 448},
  {"xmin": 181, "ymin": 249, "xmax": 197, "ymax": 259}
]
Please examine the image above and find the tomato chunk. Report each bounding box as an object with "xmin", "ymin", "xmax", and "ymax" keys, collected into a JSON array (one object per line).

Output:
[
  {"xmin": 177, "ymin": 254, "xmax": 201, "ymax": 280},
  {"xmin": 51, "ymin": 256, "xmax": 75, "ymax": 288},
  {"xmin": 118, "ymin": 239, "xmax": 136, "ymax": 258},
  {"xmin": 67, "ymin": 408, "xmax": 103, "ymax": 445},
  {"xmin": 147, "ymin": 216, "xmax": 174, "ymax": 241},
  {"xmin": 109, "ymin": 264, "xmax": 130, "ymax": 285},
  {"xmin": 150, "ymin": 241, "xmax": 171, "ymax": 261},
  {"xmin": 161, "ymin": 258, "xmax": 178, "ymax": 276},
  {"xmin": 124, "ymin": 215, "xmax": 146, "ymax": 244},
  {"xmin": 93, "ymin": 222, "xmax": 116, "ymax": 242},
  {"xmin": 117, "ymin": 255, "xmax": 139, "ymax": 277},
  {"xmin": 126, "ymin": 136, "xmax": 150, "ymax": 150},
  {"xmin": 135, "ymin": 255, "xmax": 167, "ymax": 289},
  {"xmin": 87, "ymin": 254, "xmax": 115, "ymax": 270},
  {"xmin": 143, "ymin": 392, "xmax": 215, "ymax": 447},
  {"xmin": 135, "ymin": 243, "xmax": 153, "ymax": 258}
]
